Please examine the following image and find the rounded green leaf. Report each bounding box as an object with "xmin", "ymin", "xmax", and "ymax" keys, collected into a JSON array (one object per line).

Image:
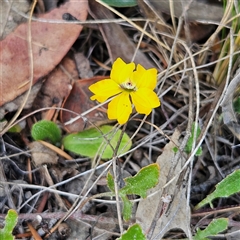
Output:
[
  {"xmin": 101, "ymin": 0, "xmax": 137, "ymax": 7},
  {"xmin": 31, "ymin": 120, "xmax": 61, "ymax": 144},
  {"xmin": 63, "ymin": 125, "xmax": 132, "ymax": 159}
]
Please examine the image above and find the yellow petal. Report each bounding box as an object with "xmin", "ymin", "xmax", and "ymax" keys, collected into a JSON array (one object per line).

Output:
[
  {"xmin": 131, "ymin": 88, "xmax": 160, "ymax": 115},
  {"xmin": 132, "ymin": 64, "xmax": 157, "ymax": 90},
  {"xmin": 110, "ymin": 58, "xmax": 135, "ymax": 84},
  {"xmin": 108, "ymin": 92, "xmax": 132, "ymax": 124},
  {"xmin": 89, "ymin": 79, "xmax": 122, "ymax": 103}
]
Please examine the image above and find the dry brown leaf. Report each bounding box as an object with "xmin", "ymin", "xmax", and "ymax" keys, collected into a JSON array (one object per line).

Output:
[
  {"xmin": 32, "ymin": 56, "xmax": 78, "ymax": 119},
  {"xmin": 136, "ymin": 129, "xmax": 191, "ymax": 239},
  {"xmin": 138, "ymin": 0, "xmax": 215, "ymax": 42},
  {"xmin": 0, "ymin": 0, "xmax": 88, "ymax": 107},
  {"xmin": 74, "ymin": 52, "xmax": 94, "ymax": 79},
  {"xmin": 221, "ymin": 70, "xmax": 240, "ymax": 141},
  {"xmin": 0, "ymin": 81, "xmax": 42, "ymax": 119},
  {"xmin": 61, "ymin": 219, "xmax": 113, "ymax": 240},
  {"xmin": 61, "ymin": 77, "xmax": 109, "ymax": 132},
  {"xmin": 88, "ymin": 0, "xmax": 155, "ymax": 69},
  {"xmin": 144, "ymin": 0, "xmax": 224, "ymax": 23},
  {"xmin": 38, "ymin": 140, "xmax": 72, "ymax": 160},
  {"xmin": 1, "ymin": 0, "xmax": 30, "ymax": 40},
  {"xmin": 29, "ymin": 141, "xmax": 58, "ymax": 166}
]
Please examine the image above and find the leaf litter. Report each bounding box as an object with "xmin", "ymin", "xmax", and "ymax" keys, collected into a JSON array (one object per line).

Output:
[{"xmin": 1, "ymin": 0, "xmax": 240, "ymax": 239}]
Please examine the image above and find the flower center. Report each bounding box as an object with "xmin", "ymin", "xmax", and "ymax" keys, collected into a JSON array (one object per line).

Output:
[{"xmin": 120, "ymin": 80, "xmax": 136, "ymax": 91}]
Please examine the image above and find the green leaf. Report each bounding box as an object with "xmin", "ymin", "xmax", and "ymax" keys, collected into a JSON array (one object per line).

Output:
[
  {"xmin": 117, "ymin": 224, "xmax": 146, "ymax": 240},
  {"xmin": 63, "ymin": 125, "xmax": 132, "ymax": 159},
  {"xmin": 101, "ymin": 0, "xmax": 137, "ymax": 7},
  {"xmin": 120, "ymin": 163, "xmax": 160, "ymax": 198},
  {"xmin": 172, "ymin": 146, "xmax": 178, "ymax": 153},
  {"xmin": 107, "ymin": 172, "xmax": 115, "ymax": 192},
  {"xmin": 0, "ymin": 209, "xmax": 18, "ymax": 240},
  {"xmin": 8, "ymin": 124, "xmax": 22, "ymax": 133},
  {"xmin": 195, "ymin": 147, "xmax": 203, "ymax": 157},
  {"xmin": 31, "ymin": 120, "xmax": 61, "ymax": 144},
  {"xmin": 107, "ymin": 164, "xmax": 160, "ymax": 221},
  {"xmin": 195, "ymin": 170, "xmax": 240, "ymax": 209},
  {"xmin": 193, "ymin": 218, "xmax": 228, "ymax": 240},
  {"xmin": 185, "ymin": 122, "xmax": 202, "ymax": 156},
  {"xmin": 107, "ymin": 172, "xmax": 133, "ymax": 220},
  {"xmin": 121, "ymin": 194, "xmax": 133, "ymax": 221}
]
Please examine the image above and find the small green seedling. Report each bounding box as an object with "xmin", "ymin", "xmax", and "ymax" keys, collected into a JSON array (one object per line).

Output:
[
  {"xmin": 63, "ymin": 125, "xmax": 132, "ymax": 159},
  {"xmin": 173, "ymin": 122, "xmax": 202, "ymax": 156},
  {"xmin": 31, "ymin": 120, "xmax": 61, "ymax": 144},
  {"xmin": 107, "ymin": 163, "xmax": 160, "ymax": 220},
  {"xmin": 185, "ymin": 123, "xmax": 202, "ymax": 156},
  {"xmin": 195, "ymin": 169, "xmax": 240, "ymax": 209},
  {"xmin": 117, "ymin": 224, "xmax": 146, "ymax": 240},
  {"xmin": 0, "ymin": 209, "xmax": 18, "ymax": 240},
  {"xmin": 193, "ymin": 218, "xmax": 228, "ymax": 240}
]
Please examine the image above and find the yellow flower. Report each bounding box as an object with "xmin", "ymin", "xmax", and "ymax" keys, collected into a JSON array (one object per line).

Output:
[{"xmin": 89, "ymin": 58, "xmax": 160, "ymax": 124}]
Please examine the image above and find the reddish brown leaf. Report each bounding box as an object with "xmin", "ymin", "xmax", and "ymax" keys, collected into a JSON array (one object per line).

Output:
[
  {"xmin": 33, "ymin": 57, "xmax": 78, "ymax": 119},
  {"xmin": 0, "ymin": 0, "xmax": 88, "ymax": 106},
  {"xmin": 61, "ymin": 77, "xmax": 110, "ymax": 132}
]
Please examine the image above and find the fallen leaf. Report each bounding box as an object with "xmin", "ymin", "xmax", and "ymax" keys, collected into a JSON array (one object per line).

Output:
[
  {"xmin": 0, "ymin": 81, "xmax": 42, "ymax": 119},
  {"xmin": 74, "ymin": 52, "xmax": 94, "ymax": 79},
  {"xmin": 38, "ymin": 140, "xmax": 72, "ymax": 160},
  {"xmin": 136, "ymin": 129, "xmax": 191, "ymax": 239},
  {"xmin": 29, "ymin": 141, "xmax": 58, "ymax": 166},
  {"xmin": 0, "ymin": 0, "xmax": 88, "ymax": 107},
  {"xmin": 89, "ymin": 0, "xmax": 155, "ymax": 69},
  {"xmin": 62, "ymin": 218, "xmax": 114, "ymax": 240},
  {"xmin": 1, "ymin": 0, "xmax": 30, "ymax": 40},
  {"xmin": 221, "ymin": 70, "xmax": 240, "ymax": 141},
  {"xmin": 138, "ymin": 1, "xmax": 215, "ymax": 42},
  {"xmin": 32, "ymin": 57, "xmax": 78, "ymax": 119},
  {"xmin": 61, "ymin": 77, "xmax": 109, "ymax": 132},
  {"xmin": 142, "ymin": 0, "xmax": 224, "ymax": 23}
]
